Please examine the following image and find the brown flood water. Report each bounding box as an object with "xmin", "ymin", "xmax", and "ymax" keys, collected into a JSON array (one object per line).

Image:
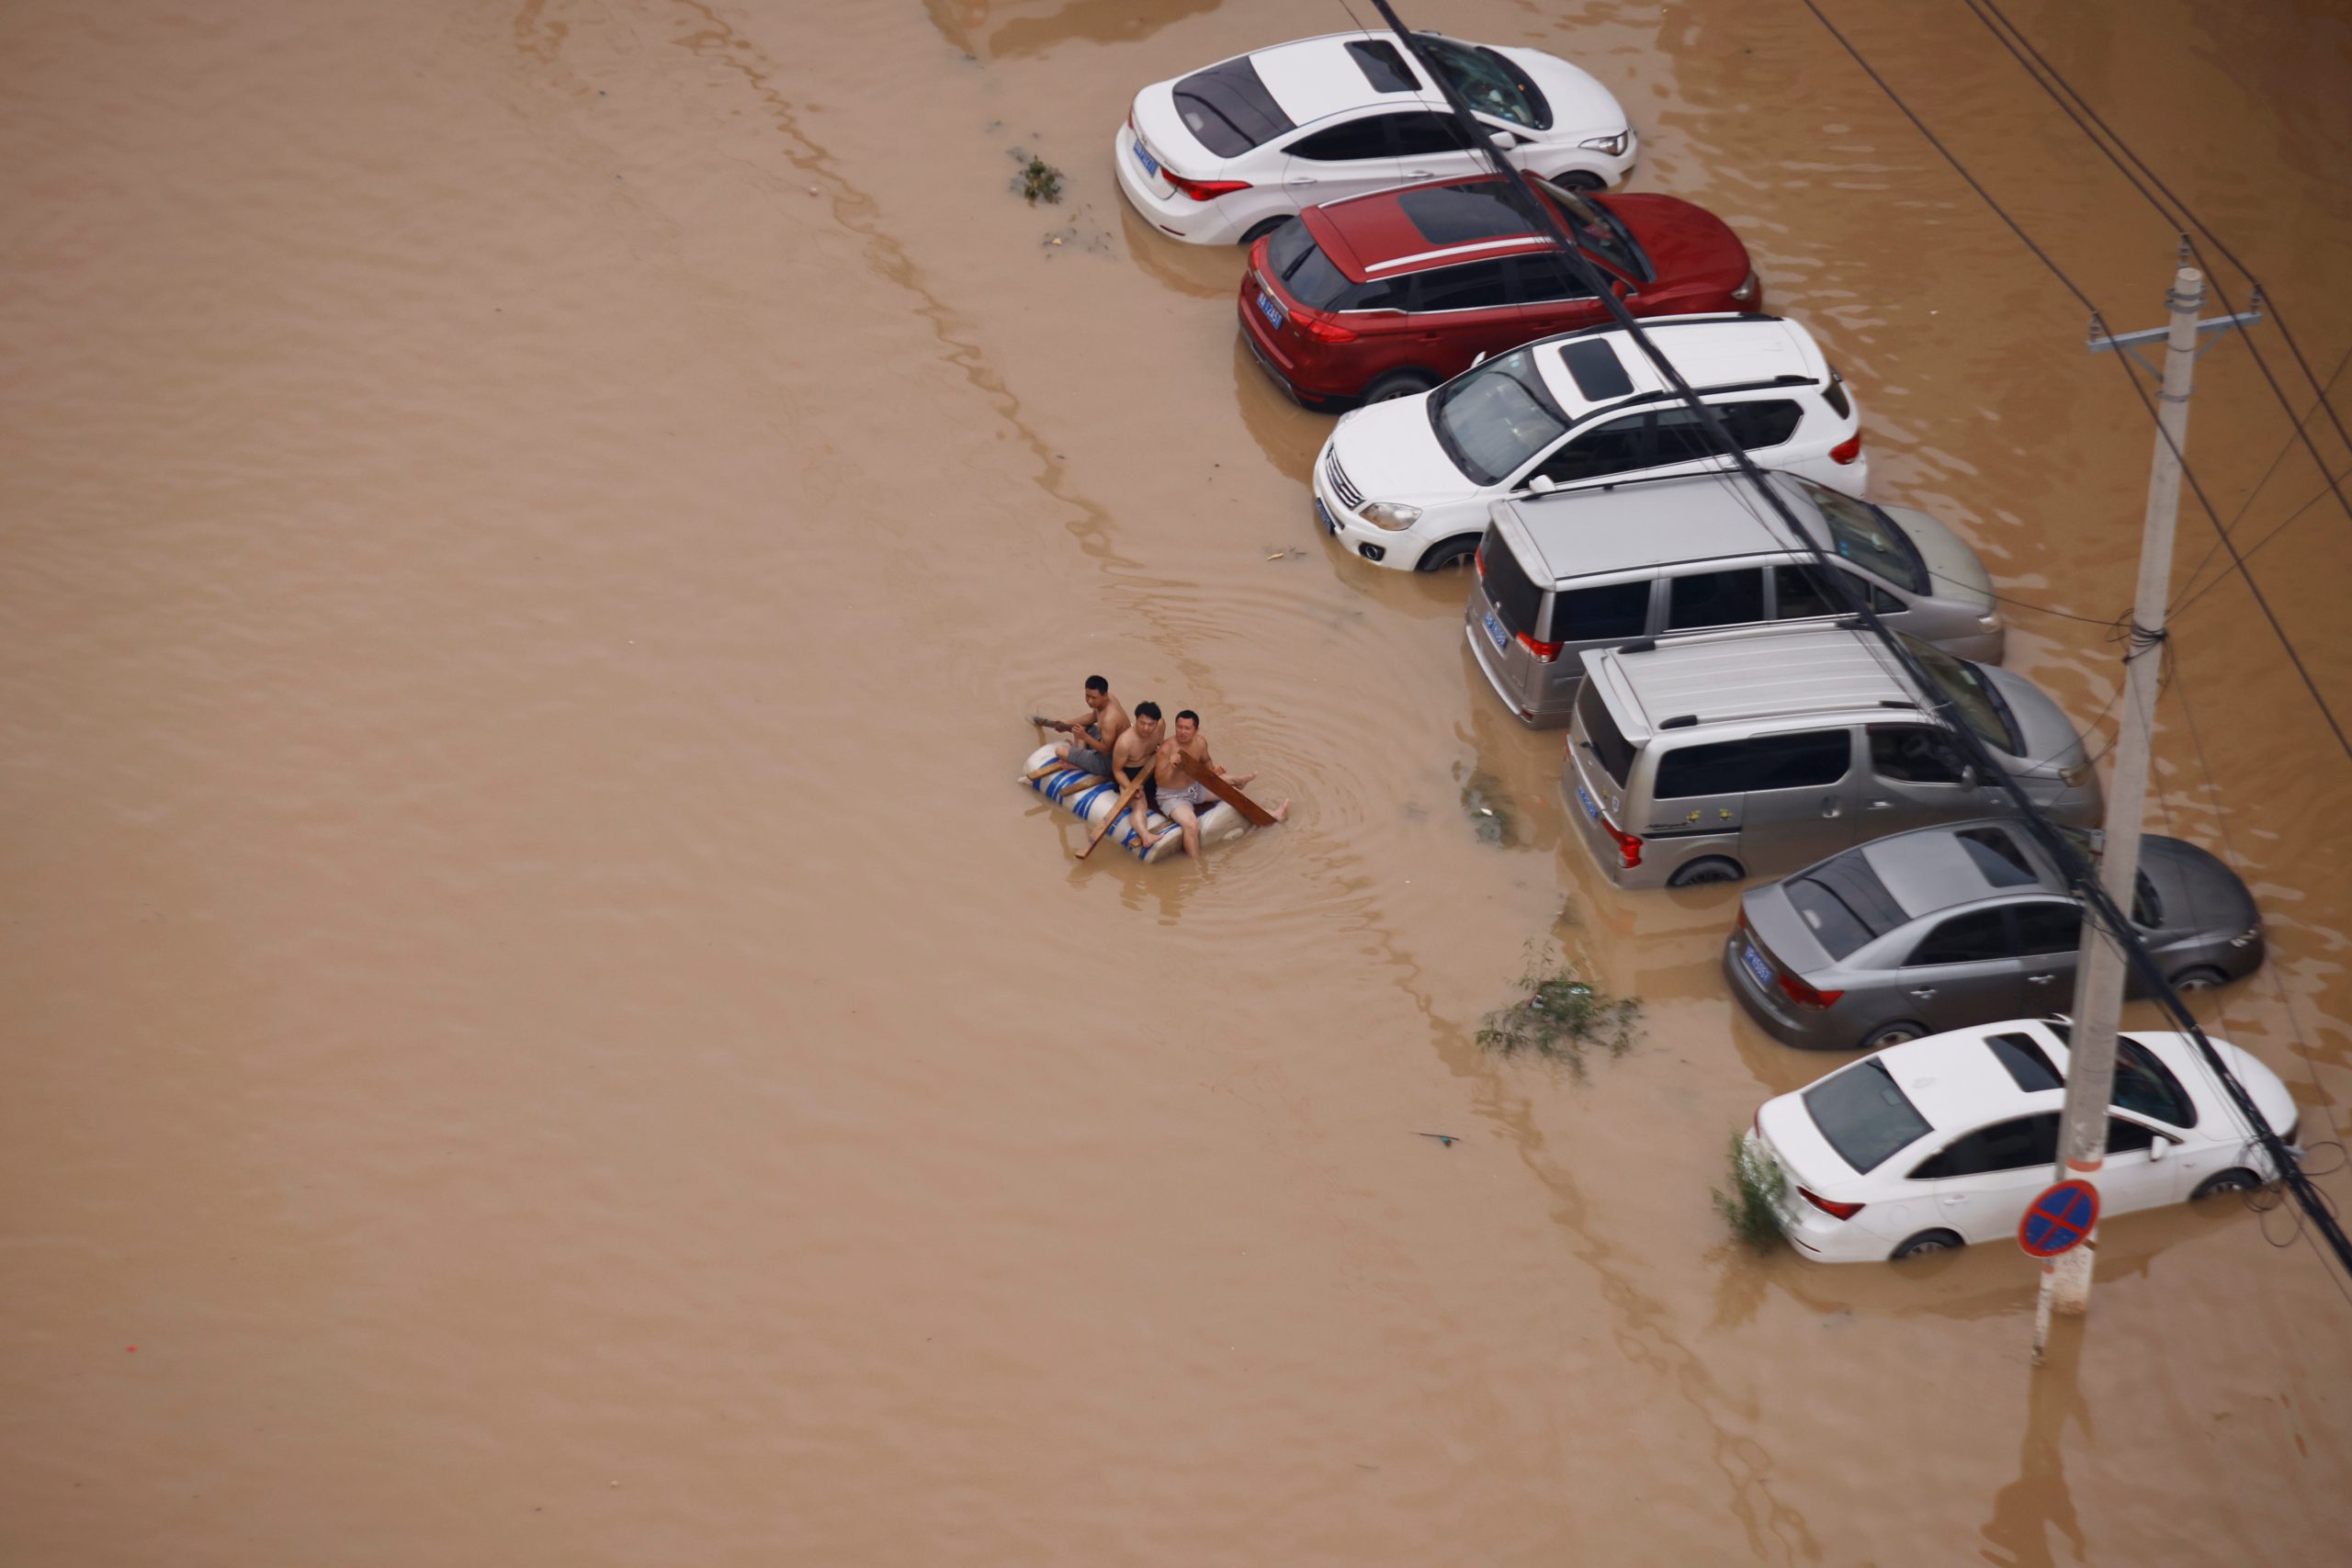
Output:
[{"xmin": 5, "ymin": 1, "xmax": 2350, "ymax": 1562}]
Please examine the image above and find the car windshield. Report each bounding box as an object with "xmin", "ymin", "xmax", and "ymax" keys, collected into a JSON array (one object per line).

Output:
[
  {"xmin": 1170, "ymin": 59, "xmax": 1295, "ymax": 158},
  {"xmin": 1793, "ymin": 478, "xmax": 1927, "ymax": 593},
  {"xmin": 1537, "ymin": 182, "xmax": 1647, "ymax": 281},
  {"xmin": 1413, "ymin": 34, "xmax": 1550, "ymax": 130},
  {"xmin": 1900, "ymin": 633, "xmax": 2021, "ymax": 754},
  {"xmin": 2053, "ymin": 826, "xmax": 2165, "ymax": 927},
  {"xmin": 1429, "ymin": 346, "xmax": 1571, "ymax": 485},
  {"xmin": 1804, "ymin": 1058, "xmax": 1933, "ymax": 1174},
  {"xmin": 1263, "ymin": 220, "xmax": 1351, "ymax": 310}
]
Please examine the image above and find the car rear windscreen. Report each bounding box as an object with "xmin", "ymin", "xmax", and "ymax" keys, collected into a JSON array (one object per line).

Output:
[
  {"xmin": 1171, "ymin": 60, "xmax": 1296, "ymax": 158},
  {"xmin": 1263, "ymin": 220, "xmax": 1351, "ymax": 310},
  {"xmin": 1476, "ymin": 528, "xmax": 1544, "ymax": 642},
  {"xmin": 1573, "ymin": 678, "xmax": 1635, "ymax": 788},
  {"xmin": 1804, "ymin": 1058, "xmax": 1932, "ymax": 1173},
  {"xmin": 1784, "ymin": 855, "xmax": 1904, "ymax": 960}
]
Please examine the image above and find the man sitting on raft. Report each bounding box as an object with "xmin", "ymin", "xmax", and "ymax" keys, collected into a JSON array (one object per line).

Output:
[
  {"xmin": 1029, "ymin": 674, "xmax": 1128, "ymax": 780},
  {"xmin": 1112, "ymin": 701, "xmax": 1165, "ymax": 804},
  {"xmin": 1146, "ymin": 708, "xmax": 1290, "ymax": 859}
]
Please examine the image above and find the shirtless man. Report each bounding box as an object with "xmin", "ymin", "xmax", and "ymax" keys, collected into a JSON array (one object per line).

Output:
[
  {"xmin": 1029, "ymin": 675, "xmax": 1128, "ymax": 781},
  {"xmin": 1144, "ymin": 708, "xmax": 1291, "ymax": 859},
  {"xmin": 1108, "ymin": 701, "xmax": 1165, "ymax": 842}
]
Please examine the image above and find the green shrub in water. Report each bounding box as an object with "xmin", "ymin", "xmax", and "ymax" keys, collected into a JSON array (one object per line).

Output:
[
  {"xmin": 1012, "ymin": 152, "xmax": 1064, "ymax": 204},
  {"xmin": 1713, "ymin": 1129, "xmax": 1788, "ymax": 1252},
  {"xmin": 1475, "ymin": 949, "xmax": 1640, "ymax": 1075}
]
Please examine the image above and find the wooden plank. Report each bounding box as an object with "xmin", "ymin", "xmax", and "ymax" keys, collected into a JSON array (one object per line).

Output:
[
  {"xmin": 1074, "ymin": 764, "xmax": 1155, "ymax": 861},
  {"xmin": 1178, "ymin": 763, "xmax": 1278, "ymax": 829}
]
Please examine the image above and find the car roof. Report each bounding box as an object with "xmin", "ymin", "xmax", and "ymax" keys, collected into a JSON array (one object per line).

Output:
[
  {"xmin": 1313, "ymin": 176, "xmax": 1567, "ymax": 278},
  {"xmin": 1250, "ymin": 33, "xmax": 1435, "ymax": 127},
  {"xmin": 1870, "ymin": 1024, "xmax": 2065, "ymax": 1134},
  {"xmin": 1856, "ymin": 822, "xmax": 2064, "ymax": 919},
  {"xmin": 1584, "ymin": 623, "xmax": 1922, "ymax": 739},
  {"xmin": 1501, "ymin": 472, "xmax": 1827, "ymax": 582},
  {"xmin": 1529, "ymin": 316, "xmax": 1832, "ymax": 423}
]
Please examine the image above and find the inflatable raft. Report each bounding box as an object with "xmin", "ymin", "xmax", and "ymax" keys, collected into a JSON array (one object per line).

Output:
[{"xmin": 1019, "ymin": 744, "xmax": 1247, "ymax": 863}]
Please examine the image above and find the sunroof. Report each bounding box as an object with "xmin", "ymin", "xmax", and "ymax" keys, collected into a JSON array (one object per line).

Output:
[
  {"xmin": 1345, "ymin": 39, "xmax": 1417, "ymax": 94},
  {"xmin": 1986, "ymin": 1031, "xmax": 2065, "ymax": 1092},
  {"xmin": 1396, "ymin": 187, "xmax": 1528, "ymax": 247},
  {"xmin": 1561, "ymin": 340, "xmax": 1634, "ymax": 401}
]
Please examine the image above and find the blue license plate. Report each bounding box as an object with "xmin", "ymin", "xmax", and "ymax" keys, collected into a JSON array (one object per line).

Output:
[
  {"xmin": 1256, "ymin": 288, "xmax": 1285, "ymax": 331},
  {"xmin": 1481, "ymin": 609, "xmax": 1509, "ymax": 654},
  {"xmin": 1132, "ymin": 138, "xmax": 1160, "ymax": 179},
  {"xmin": 1575, "ymin": 782, "xmax": 1600, "ymax": 821},
  {"xmin": 1314, "ymin": 496, "xmax": 1337, "ymax": 535},
  {"xmin": 1740, "ymin": 942, "xmax": 1776, "ymax": 989}
]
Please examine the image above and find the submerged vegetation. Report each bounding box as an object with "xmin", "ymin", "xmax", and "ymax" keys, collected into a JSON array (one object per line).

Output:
[
  {"xmin": 1011, "ymin": 150, "xmax": 1064, "ymax": 204},
  {"xmin": 1475, "ymin": 946, "xmax": 1640, "ymax": 1074},
  {"xmin": 1713, "ymin": 1130, "xmax": 1789, "ymax": 1252},
  {"xmin": 1458, "ymin": 771, "xmax": 1516, "ymax": 846}
]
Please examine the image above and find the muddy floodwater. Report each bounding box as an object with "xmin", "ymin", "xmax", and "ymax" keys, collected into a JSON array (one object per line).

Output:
[{"xmin": 6, "ymin": 1, "xmax": 2351, "ymax": 1562}]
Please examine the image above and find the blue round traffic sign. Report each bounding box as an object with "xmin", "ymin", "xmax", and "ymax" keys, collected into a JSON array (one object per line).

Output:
[{"xmin": 2019, "ymin": 1179, "xmax": 2100, "ymax": 1258}]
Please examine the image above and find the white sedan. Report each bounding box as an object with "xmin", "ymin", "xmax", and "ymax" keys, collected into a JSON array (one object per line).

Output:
[
  {"xmin": 1114, "ymin": 30, "xmax": 1634, "ymax": 246},
  {"xmin": 1748, "ymin": 1018, "xmax": 2300, "ymax": 1263}
]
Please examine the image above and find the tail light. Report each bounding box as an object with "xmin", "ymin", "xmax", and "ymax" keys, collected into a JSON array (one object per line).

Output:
[
  {"xmin": 1292, "ymin": 308, "xmax": 1358, "ymax": 344},
  {"xmin": 1515, "ymin": 629, "xmax": 1563, "ymax": 663},
  {"xmin": 1162, "ymin": 170, "xmax": 1250, "ymax": 202},
  {"xmin": 1829, "ymin": 431, "xmax": 1864, "ymax": 466},
  {"xmin": 1600, "ymin": 817, "xmax": 1643, "ymax": 870},
  {"xmin": 1776, "ymin": 971, "xmax": 1844, "ymax": 1010},
  {"xmin": 1798, "ymin": 1187, "xmax": 1864, "ymax": 1221}
]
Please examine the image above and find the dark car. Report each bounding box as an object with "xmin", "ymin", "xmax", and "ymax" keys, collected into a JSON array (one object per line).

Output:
[
  {"xmin": 1238, "ymin": 174, "xmax": 1757, "ymax": 409},
  {"xmin": 1725, "ymin": 819, "xmax": 2266, "ymax": 1052}
]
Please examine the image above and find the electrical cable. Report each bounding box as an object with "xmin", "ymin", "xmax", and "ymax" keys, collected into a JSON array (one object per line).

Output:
[
  {"xmin": 2172, "ymin": 459, "xmax": 2352, "ymax": 619},
  {"xmin": 1360, "ymin": 0, "xmax": 2352, "ymax": 1285},
  {"xmin": 2168, "ymin": 344, "xmax": 2352, "ymax": 613},
  {"xmin": 1952, "ymin": 0, "xmax": 2352, "ymax": 763}
]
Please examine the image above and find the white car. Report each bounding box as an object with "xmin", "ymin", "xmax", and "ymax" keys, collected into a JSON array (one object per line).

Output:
[
  {"xmin": 1314, "ymin": 315, "xmax": 1868, "ymax": 571},
  {"xmin": 1748, "ymin": 1019, "xmax": 2300, "ymax": 1264},
  {"xmin": 1114, "ymin": 30, "xmax": 1635, "ymax": 247}
]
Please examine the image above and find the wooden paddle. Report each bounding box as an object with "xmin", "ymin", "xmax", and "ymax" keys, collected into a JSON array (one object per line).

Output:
[
  {"xmin": 1182, "ymin": 764, "xmax": 1279, "ymax": 829},
  {"xmin": 1075, "ymin": 765, "xmax": 1156, "ymax": 861}
]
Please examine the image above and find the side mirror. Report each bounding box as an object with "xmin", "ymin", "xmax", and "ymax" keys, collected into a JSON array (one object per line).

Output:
[
  {"xmin": 1489, "ymin": 131, "xmax": 1515, "ymax": 151},
  {"xmin": 2147, "ymin": 1135, "xmax": 2172, "ymax": 1162},
  {"xmin": 1527, "ymin": 474, "xmax": 1558, "ymax": 495},
  {"xmin": 1961, "ymin": 764, "xmax": 1981, "ymax": 786},
  {"xmin": 1470, "ymin": 349, "xmax": 1489, "ymax": 367}
]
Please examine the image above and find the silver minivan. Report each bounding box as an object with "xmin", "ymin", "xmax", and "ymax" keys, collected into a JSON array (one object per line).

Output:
[
  {"xmin": 1561, "ymin": 622, "xmax": 2104, "ymax": 889},
  {"xmin": 1465, "ymin": 472, "xmax": 2003, "ymax": 727}
]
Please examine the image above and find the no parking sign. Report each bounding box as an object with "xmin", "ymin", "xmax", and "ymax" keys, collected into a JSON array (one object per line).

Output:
[{"xmin": 2019, "ymin": 1179, "xmax": 2100, "ymax": 1258}]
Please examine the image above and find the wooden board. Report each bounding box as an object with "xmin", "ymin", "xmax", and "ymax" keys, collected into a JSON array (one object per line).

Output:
[{"xmin": 1179, "ymin": 764, "xmax": 1278, "ymax": 828}]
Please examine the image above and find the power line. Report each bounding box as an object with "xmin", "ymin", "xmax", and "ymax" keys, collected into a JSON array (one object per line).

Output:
[
  {"xmin": 1951, "ymin": 0, "xmax": 2352, "ymax": 762},
  {"xmin": 2174, "ymin": 459, "xmax": 2352, "ymax": 618},
  {"xmin": 1663, "ymin": 0, "xmax": 2352, "ymax": 1282},
  {"xmin": 2169, "ymin": 344, "xmax": 2352, "ymax": 612}
]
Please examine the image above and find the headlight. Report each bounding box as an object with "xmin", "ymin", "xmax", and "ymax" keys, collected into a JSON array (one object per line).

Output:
[
  {"xmin": 1978, "ymin": 614, "xmax": 2000, "ymax": 630},
  {"xmin": 1579, "ymin": 130, "xmax": 1632, "ymax": 157},
  {"xmin": 1360, "ymin": 502, "xmax": 1422, "ymax": 530},
  {"xmin": 2059, "ymin": 762, "xmax": 2095, "ymax": 788},
  {"xmin": 2230, "ymin": 923, "xmax": 2261, "ymax": 949},
  {"xmin": 1731, "ymin": 269, "xmax": 1758, "ymax": 303}
]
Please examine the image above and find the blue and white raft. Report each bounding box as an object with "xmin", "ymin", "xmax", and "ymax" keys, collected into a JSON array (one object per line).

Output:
[{"xmin": 1019, "ymin": 743, "xmax": 1246, "ymax": 863}]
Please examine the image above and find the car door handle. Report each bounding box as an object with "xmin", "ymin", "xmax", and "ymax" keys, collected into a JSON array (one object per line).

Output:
[
  {"xmin": 1866, "ymin": 800, "xmax": 1895, "ymax": 810},
  {"xmin": 1909, "ymin": 987, "xmax": 1938, "ymax": 1000},
  {"xmin": 2027, "ymin": 973, "xmax": 2058, "ymax": 985},
  {"xmin": 1406, "ymin": 168, "xmax": 1439, "ymax": 177},
  {"xmin": 1286, "ymin": 176, "xmax": 1318, "ymax": 186}
]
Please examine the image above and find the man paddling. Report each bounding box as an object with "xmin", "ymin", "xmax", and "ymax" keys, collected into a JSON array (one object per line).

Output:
[
  {"xmin": 1029, "ymin": 675, "xmax": 1128, "ymax": 781},
  {"xmin": 1145, "ymin": 708, "xmax": 1289, "ymax": 859}
]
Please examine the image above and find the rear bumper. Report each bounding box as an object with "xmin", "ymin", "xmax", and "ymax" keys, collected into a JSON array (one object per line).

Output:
[
  {"xmin": 1723, "ymin": 931, "xmax": 1840, "ymax": 1048},
  {"xmin": 1113, "ymin": 123, "xmax": 1242, "ymax": 244},
  {"xmin": 1238, "ymin": 304, "xmax": 1347, "ymax": 411}
]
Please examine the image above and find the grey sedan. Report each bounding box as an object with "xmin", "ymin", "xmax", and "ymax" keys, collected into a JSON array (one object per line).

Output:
[{"xmin": 1724, "ymin": 818, "xmax": 2264, "ymax": 1051}]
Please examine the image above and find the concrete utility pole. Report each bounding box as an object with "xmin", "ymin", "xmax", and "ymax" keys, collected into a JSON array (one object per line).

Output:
[{"xmin": 2031, "ymin": 262, "xmax": 2223, "ymax": 1359}]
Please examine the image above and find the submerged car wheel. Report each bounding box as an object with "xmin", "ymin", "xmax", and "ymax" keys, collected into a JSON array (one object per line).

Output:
[
  {"xmin": 1550, "ymin": 170, "xmax": 1606, "ymax": 192},
  {"xmin": 1861, "ymin": 1021, "xmax": 1928, "ymax": 1052},
  {"xmin": 2192, "ymin": 1168, "xmax": 2263, "ymax": 1201},
  {"xmin": 1667, "ymin": 856, "xmax": 1743, "ymax": 887},
  {"xmin": 1362, "ymin": 370, "xmax": 1437, "ymax": 403},
  {"xmin": 1239, "ymin": 216, "xmax": 1294, "ymax": 247},
  {"xmin": 1417, "ymin": 536, "xmax": 1479, "ymax": 572},
  {"xmin": 2169, "ymin": 964, "xmax": 2229, "ymax": 993},
  {"xmin": 1892, "ymin": 1229, "xmax": 1962, "ymax": 1260}
]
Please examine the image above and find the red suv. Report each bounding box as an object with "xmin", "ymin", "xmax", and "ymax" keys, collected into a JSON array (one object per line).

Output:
[{"xmin": 1238, "ymin": 175, "xmax": 1758, "ymax": 409}]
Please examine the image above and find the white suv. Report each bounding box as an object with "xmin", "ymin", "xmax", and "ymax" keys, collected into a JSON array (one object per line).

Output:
[
  {"xmin": 1115, "ymin": 30, "xmax": 1635, "ymax": 247},
  {"xmin": 1313, "ymin": 315, "xmax": 1869, "ymax": 571}
]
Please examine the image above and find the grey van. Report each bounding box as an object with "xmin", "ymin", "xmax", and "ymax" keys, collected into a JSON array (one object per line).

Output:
[
  {"xmin": 1465, "ymin": 472, "xmax": 2003, "ymax": 727},
  {"xmin": 1561, "ymin": 622, "xmax": 2104, "ymax": 889}
]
